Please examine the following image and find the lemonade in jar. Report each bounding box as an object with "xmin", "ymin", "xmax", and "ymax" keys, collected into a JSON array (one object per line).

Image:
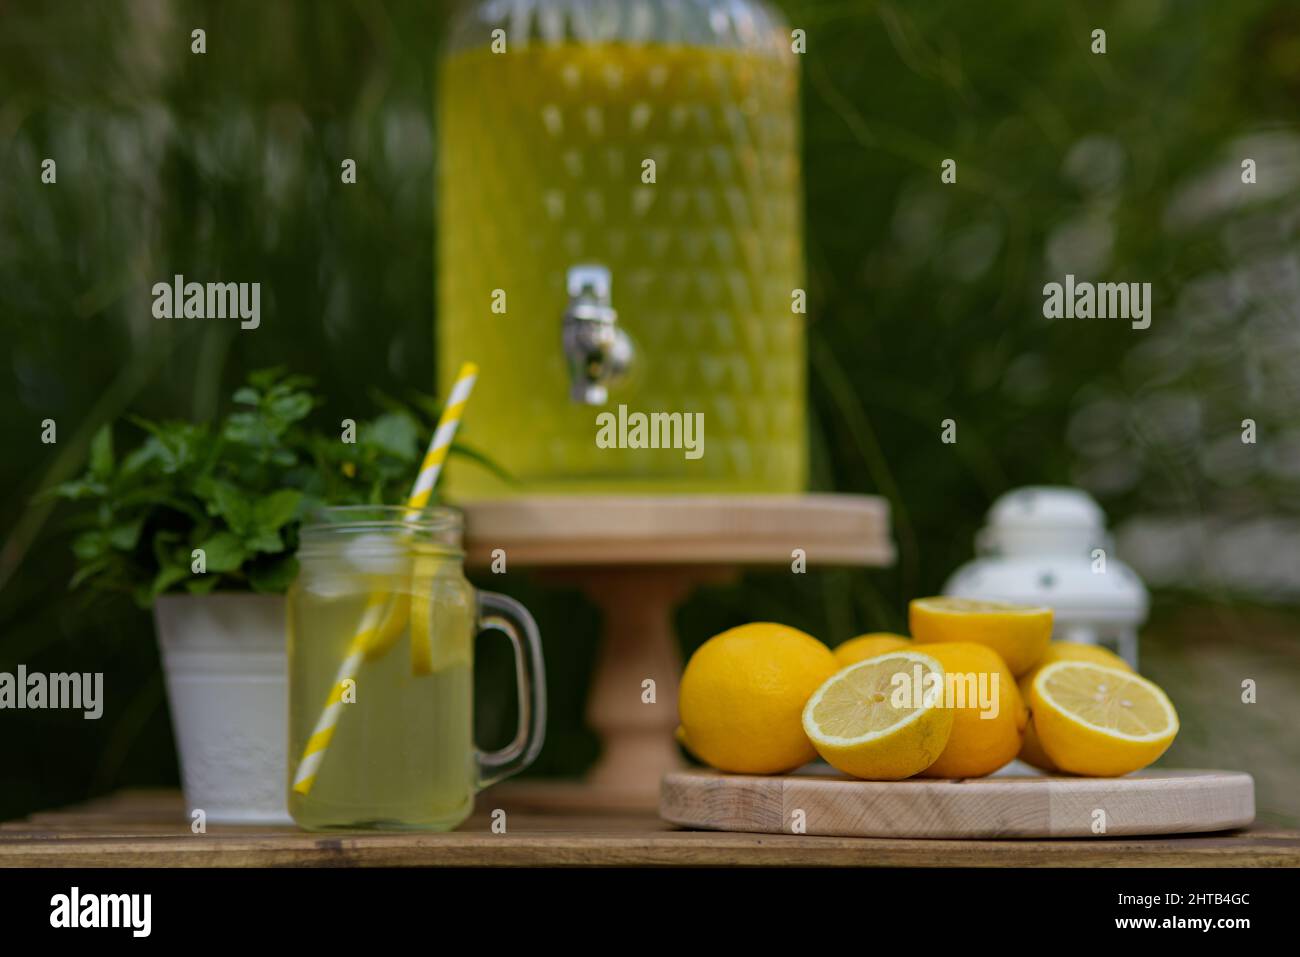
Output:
[{"xmin": 287, "ymin": 506, "xmax": 545, "ymax": 831}]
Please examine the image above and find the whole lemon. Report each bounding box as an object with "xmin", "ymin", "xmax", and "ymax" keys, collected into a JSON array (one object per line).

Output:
[
  {"xmin": 915, "ymin": 642, "xmax": 1028, "ymax": 778},
  {"xmin": 678, "ymin": 622, "xmax": 837, "ymax": 774},
  {"xmin": 834, "ymin": 632, "xmax": 911, "ymax": 668},
  {"xmin": 1017, "ymin": 642, "xmax": 1132, "ymax": 771}
]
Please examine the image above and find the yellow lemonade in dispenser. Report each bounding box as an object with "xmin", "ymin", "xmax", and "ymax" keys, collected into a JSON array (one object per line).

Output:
[{"xmin": 437, "ymin": 14, "xmax": 806, "ymax": 497}]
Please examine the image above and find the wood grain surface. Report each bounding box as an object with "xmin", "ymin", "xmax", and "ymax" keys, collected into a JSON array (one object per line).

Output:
[
  {"xmin": 2, "ymin": 787, "xmax": 1294, "ymax": 867},
  {"xmin": 660, "ymin": 768, "xmax": 1257, "ymax": 839},
  {"xmin": 461, "ymin": 494, "xmax": 894, "ymax": 566}
]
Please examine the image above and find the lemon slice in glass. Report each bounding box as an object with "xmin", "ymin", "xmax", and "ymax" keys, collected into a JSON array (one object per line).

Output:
[{"xmin": 409, "ymin": 552, "xmax": 472, "ymax": 675}]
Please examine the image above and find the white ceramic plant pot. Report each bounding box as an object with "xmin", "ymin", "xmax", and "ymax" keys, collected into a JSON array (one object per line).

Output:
[{"xmin": 153, "ymin": 593, "xmax": 291, "ymax": 824}]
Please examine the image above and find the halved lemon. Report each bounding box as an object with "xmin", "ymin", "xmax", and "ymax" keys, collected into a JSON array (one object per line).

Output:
[
  {"xmin": 910, "ymin": 596, "xmax": 1052, "ymax": 676},
  {"xmin": 802, "ymin": 651, "xmax": 955, "ymax": 780},
  {"xmin": 1018, "ymin": 642, "xmax": 1132, "ymax": 771},
  {"xmin": 1030, "ymin": 661, "xmax": 1178, "ymax": 777}
]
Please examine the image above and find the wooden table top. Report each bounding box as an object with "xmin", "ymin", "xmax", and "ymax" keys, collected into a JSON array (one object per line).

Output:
[{"xmin": 2, "ymin": 789, "xmax": 1297, "ymax": 867}]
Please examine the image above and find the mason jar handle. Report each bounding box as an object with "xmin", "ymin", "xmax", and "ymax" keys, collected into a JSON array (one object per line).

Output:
[{"xmin": 474, "ymin": 591, "xmax": 547, "ymax": 790}]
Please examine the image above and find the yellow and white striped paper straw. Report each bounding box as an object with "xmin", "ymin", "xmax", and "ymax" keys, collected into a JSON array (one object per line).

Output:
[
  {"xmin": 406, "ymin": 362, "xmax": 476, "ymax": 510},
  {"xmin": 292, "ymin": 361, "xmax": 479, "ymax": 796}
]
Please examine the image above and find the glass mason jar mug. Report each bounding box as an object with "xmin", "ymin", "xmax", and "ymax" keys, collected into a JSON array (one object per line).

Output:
[{"xmin": 287, "ymin": 506, "xmax": 545, "ymax": 830}]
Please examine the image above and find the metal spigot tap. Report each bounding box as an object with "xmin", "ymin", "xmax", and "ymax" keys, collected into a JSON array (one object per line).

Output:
[{"xmin": 561, "ymin": 264, "xmax": 634, "ymax": 406}]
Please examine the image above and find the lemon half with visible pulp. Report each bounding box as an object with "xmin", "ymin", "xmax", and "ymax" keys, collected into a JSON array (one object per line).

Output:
[
  {"xmin": 802, "ymin": 651, "xmax": 955, "ymax": 780},
  {"xmin": 910, "ymin": 596, "xmax": 1052, "ymax": 676},
  {"xmin": 1029, "ymin": 661, "xmax": 1178, "ymax": 777},
  {"xmin": 1018, "ymin": 642, "xmax": 1132, "ymax": 771}
]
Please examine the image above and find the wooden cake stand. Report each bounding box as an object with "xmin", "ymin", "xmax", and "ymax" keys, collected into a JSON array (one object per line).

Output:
[{"xmin": 461, "ymin": 494, "xmax": 894, "ymax": 808}]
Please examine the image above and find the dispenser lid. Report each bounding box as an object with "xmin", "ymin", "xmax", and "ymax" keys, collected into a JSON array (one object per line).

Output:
[
  {"xmin": 987, "ymin": 486, "xmax": 1105, "ymax": 531},
  {"xmin": 978, "ymin": 486, "xmax": 1110, "ymax": 557}
]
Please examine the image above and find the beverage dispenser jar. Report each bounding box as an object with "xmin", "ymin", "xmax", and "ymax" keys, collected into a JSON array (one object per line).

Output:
[{"xmin": 437, "ymin": 0, "xmax": 806, "ymax": 497}]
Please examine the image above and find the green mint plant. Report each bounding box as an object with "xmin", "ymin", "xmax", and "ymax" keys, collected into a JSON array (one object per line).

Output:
[{"xmin": 47, "ymin": 368, "xmax": 503, "ymax": 606}]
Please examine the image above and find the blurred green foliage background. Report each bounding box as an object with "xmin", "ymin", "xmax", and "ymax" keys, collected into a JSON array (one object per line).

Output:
[{"xmin": 2, "ymin": 0, "xmax": 1298, "ymax": 824}]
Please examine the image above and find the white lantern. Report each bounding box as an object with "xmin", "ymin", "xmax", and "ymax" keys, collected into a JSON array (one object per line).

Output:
[{"xmin": 942, "ymin": 486, "xmax": 1148, "ymax": 668}]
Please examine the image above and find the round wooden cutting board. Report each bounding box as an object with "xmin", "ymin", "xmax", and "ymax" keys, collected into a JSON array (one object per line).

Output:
[{"xmin": 660, "ymin": 768, "xmax": 1255, "ymax": 839}]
